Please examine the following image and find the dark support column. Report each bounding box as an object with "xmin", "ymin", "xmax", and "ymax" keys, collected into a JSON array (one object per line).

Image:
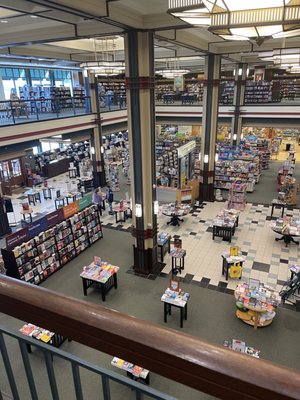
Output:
[
  {"xmin": 49, "ymin": 70, "xmax": 55, "ymax": 87},
  {"xmin": 89, "ymin": 74, "xmax": 106, "ymax": 188},
  {"xmin": 199, "ymin": 54, "xmax": 221, "ymax": 203},
  {"xmin": 125, "ymin": 30, "xmax": 158, "ymax": 275},
  {"xmin": 232, "ymin": 64, "xmax": 247, "ymax": 145}
]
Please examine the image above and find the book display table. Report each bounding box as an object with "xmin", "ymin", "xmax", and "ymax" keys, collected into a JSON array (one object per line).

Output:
[
  {"xmin": 41, "ymin": 186, "xmax": 54, "ymax": 200},
  {"xmin": 170, "ymin": 248, "xmax": 186, "ymax": 274},
  {"xmin": 64, "ymin": 190, "xmax": 83, "ymax": 204},
  {"xmin": 223, "ymin": 339, "xmax": 260, "ymax": 358},
  {"xmin": 162, "ymin": 203, "xmax": 191, "ymax": 226},
  {"xmin": 213, "ymin": 209, "xmax": 239, "ymax": 243},
  {"xmin": 113, "ymin": 201, "xmax": 129, "ymax": 223},
  {"xmin": 79, "ymin": 177, "xmax": 94, "ymax": 192},
  {"xmin": 221, "ymin": 251, "xmax": 245, "ymax": 280},
  {"xmin": 20, "ymin": 209, "xmax": 33, "ymax": 223},
  {"xmin": 111, "ymin": 357, "xmax": 150, "ymax": 385},
  {"xmin": 290, "ymin": 264, "xmax": 300, "ymax": 279},
  {"xmin": 271, "ymin": 199, "xmax": 286, "ymax": 218},
  {"xmin": 80, "ymin": 259, "xmax": 119, "ymax": 301},
  {"xmin": 20, "ymin": 323, "xmax": 69, "ymax": 354},
  {"xmin": 157, "ymin": 232, "xmax": 171, "ymax": 263},
  {"xmin": 25, "ymin": 189, "xmax": 41, "ymax": 206},
  {"xmin": 161, "ymin": 287, "xmax": 190, "ymax": 328},
  {"xmin": 271, "ymin": 217, "xmax": 300, "ymax": 246},
  {"xmin": 235, "ymin": 282, "xmax": 281, "ymax": 329}
]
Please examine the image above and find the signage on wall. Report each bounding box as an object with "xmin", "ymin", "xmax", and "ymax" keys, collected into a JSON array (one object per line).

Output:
[{"xmin": 177, "ymin": 141, "xmax": 196, "ymax": 158}]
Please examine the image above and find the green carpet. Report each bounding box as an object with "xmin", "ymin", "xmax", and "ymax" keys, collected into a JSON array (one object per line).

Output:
[{"xmin": 1, "ymin": 228, "xmax": 300, "ymax": 400}]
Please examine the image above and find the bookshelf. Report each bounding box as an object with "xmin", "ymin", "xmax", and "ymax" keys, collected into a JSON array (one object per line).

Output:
[
  {"xmin": 228, "ymin": 181, "xmax": 247, "ymax": 211},
  {"xmin": 244, "ymin": 81, "xmax": 271, "ymax": 104},
  {"xmin": 2, "ymin": 204, "xmax": 103, "ymax": 285}
]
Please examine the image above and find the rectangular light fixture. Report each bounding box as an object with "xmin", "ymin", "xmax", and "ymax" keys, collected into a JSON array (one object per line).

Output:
[
  {"xmin": 204, "ymin": 154, "xmax": 209, "ymax": 163},
  {"xmin": 100, "ymin": 146, "xmax": 104, "ymax": 154},
  {"xmin": 135, "ymin": 203, "xmax": 142, "ymax": 218},
  {"xmin": 233, "ymin": 134, "xmax": 237, "ymax": 140},
  {"xmin": 90, "ymin": 146, "xmax": 95, "ymax": 155},
  {"xmin": 154, "ymin": 200, "xmax": 159, "ymax": 215},
  {"xmin": 215, "ymin": 153, "xmax": 219, "ymax": 162}
]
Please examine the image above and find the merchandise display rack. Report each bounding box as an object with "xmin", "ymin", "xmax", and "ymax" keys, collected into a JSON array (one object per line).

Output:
[
  {"xmin": 228, "ymin": 181, "xmax": 247, "ymax": 211},
  {"xmin": 245, "ymin": 81, "xmax": 271, "ymax": 104},
  {"xmin": 2, "ymin": 205, "xmax": 103, "ymax": 285}
]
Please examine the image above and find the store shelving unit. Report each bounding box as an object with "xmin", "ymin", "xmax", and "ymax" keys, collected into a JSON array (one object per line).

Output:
[
  {"xmin": 73, "ymin": 87, "xmax": 86, "ymax": 108},
  {"xmin": 228, "ymin": 181, "xmax": 247, "ymax": 211},
  {"xmin": 245, "ymin": 81, "xmax": 271, "ymax": 103},
  {"xmin": 2, "ymin": 205, "xmax": 103, "ymax": 285}
]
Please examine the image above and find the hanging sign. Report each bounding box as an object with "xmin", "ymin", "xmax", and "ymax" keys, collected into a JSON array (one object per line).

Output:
[{"xmin": 177, "ymin": 141, "xmax": 196, "ymax": 158}]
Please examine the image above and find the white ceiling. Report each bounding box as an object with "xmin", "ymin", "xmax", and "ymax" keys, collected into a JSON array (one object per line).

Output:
[{"xmin": 0, "ymin": 0, "xmax": 298, "ymax": 71}]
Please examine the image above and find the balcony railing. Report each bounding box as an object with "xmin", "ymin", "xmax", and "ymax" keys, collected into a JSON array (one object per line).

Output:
[
  {"xmin": 0, "ymin": 96, "xmax": 92, "ymax": 126},
  {"xmin": 1, "ymin": 275, "xmax": 300, "ymax": 400}
]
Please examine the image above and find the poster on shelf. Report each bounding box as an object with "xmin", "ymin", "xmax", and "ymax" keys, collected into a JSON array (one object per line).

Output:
[
  {"xmin": 27, "ymin": 217, "xmax": 48, "ymax": 239},
  {"xmin": 6, "ymin": 228, "xmax": 28, "ymax": 250},
  {"xmin": 63, "ymin": 201, "xmax": 79, "ymax": 219},
  {"xmin": 180, "ymin": 157, "xmax": 186, "ymax": 189},
  {"xmin": 46, "ymin": 209, "xmax": 64, "ymax": 227},
  {"xmin": 78, "ymin": 194, "xmax": 92, "ymax": 210}
]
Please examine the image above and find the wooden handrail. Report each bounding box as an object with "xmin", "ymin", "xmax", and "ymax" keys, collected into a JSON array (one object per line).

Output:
[{"xmin": 0, "ymin": 275, "xmax": 300, "ymax": 400}]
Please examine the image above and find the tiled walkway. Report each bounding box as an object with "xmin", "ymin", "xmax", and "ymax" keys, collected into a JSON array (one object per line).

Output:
[{"xmin": 5, "ymin": 172, "xmax": 298, "ymax": 297}]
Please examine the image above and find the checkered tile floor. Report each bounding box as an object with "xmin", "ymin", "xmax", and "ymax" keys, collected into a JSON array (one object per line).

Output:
[{"xmin": 5, "ymin": 172, "xmax": 298, "ymax": 297}]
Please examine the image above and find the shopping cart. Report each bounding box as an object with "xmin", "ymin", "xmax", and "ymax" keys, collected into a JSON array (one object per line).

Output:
[{"xmin": 279, "ymin": 271, "xmax": 300, "ymax": 304}]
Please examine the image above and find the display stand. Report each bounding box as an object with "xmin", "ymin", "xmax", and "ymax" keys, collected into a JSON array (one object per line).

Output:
[
  {"xmin": 228, "ymin": 181, "xmax": 247, "ymax": 211},
  {"xmin": 2, "ymin": 203, "xmax": 103, "ymax": 285},
  {"xmin": 161, "ymin": 286, "xmax": 190, "ymax": 328}
]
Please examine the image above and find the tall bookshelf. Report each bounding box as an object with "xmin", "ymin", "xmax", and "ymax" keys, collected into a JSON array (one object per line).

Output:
[{"xmin": 244, "ymin": 81, "xmax": 271, "ymax": 103}]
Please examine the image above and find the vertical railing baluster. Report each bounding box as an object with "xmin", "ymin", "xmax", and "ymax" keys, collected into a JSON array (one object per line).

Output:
[
  {"xmin": 136, "ymin": 390, "xmax": 143, "ymax": 400},
  {"xmin": 18, "ymin": 340, "xmax": 38, "ymax": 400},
  {"xmin": 0, "ymin": 332, "xmax": 20, "ymax": 400},
  {"xmin": 71, "ymin": 362, "xmax": 84, "ymax": 400},
  {"xmin": 44, "ymin": 351, "xmax": 59, "ymax": 400},
  {"xmin": 101, "ymin": 375, "xmax": 111, "ymax": 400}
]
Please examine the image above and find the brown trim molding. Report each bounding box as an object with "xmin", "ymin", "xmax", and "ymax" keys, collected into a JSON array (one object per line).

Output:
[{"xmin": 125, "ymin": 76, "xmax": 155, "ymax": 90}]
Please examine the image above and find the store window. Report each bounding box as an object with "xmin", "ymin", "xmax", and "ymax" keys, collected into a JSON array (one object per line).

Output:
[
  {"xmin": 0, "ymin": 161, "xmax": 10, "ymax": 180},
  {"xmin": 41, "ymin": 141, "xmax": 51, "ymax": 152},
  {"xmin": 11, "ymin": 159, "xmax": 21, "ymax": 177},
  {"xmin": 54, "ymin": 70, "xmax": 73, "ymax": 94},
  {"xmin": 30, "ymin": 69, "xmax": 50, "ymax": 86},
  {"xmin": 1, "ymin": 68, "xmax": 27, "ymax": 99}
]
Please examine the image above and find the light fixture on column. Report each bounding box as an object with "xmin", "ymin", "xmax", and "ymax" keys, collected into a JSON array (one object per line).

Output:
[
  {"xmin": 168, "ymin": 1, "xmax": 300, "ymax": 43},
  {"xmin": 204, "ymin": 154, "xmax": 209, "ymax": 164},
  {"xmin": 246, "ymin": 68, "xmax": 249, "ymax": 76},
  {"xmin": 198, "ymin": 153, "xmax": 201, "ymax": 161},
  {"xmin": 130, "ymin": 198, "xmax": 132, "ymax": 210},
  {"xmin": 215, "ymin": 153, "xmax": 219, "ymax": 162},
  {"xmin": 135, "ymin": 203, "xmax": 142, "ymax": 218},
  {"xmin": 90, "ymin": 146, "xmax": 95, "ymax": 155},
  {"xmin": 153, "ymin": 200, "xmax": 159, "ymax": 215},
  {"xmin": 100, "ymin": 146, "xmax": 104, "ymax": 154},
  {"xmin": 238, "ymin": 68, "xmax": 242, "ymax": 76},
  {"xmin": 233, "ymin": 134, "xmax": 237, "ymax": 141}
]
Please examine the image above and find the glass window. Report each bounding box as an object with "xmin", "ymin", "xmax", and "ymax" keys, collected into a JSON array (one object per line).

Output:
[
  {"xmin": 11, "ymin": 159, "xmax": 21, "ymax": 177},
  {"xmin": 0, "ymin": 161, "xmax": 10, "ymax": 180}
]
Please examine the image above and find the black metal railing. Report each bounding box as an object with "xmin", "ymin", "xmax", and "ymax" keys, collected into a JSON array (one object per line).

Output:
[{"xmin": 0, "ymin": 96, "xmax": 92, "ymax": 125}]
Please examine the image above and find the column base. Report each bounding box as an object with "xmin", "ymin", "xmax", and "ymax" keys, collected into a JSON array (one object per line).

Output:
[
  {"xmin": 133, "ymin": 245, "xmax": 158, "ymax": 275},
  {"xmin": 199, "ymin": 183, "xmax": 215, "ymax": 203}
]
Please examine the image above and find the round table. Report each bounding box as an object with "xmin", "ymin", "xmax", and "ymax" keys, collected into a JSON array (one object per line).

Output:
[{"xmin": 271, "ymin": 226, "xmax": 300, "ymax": 247}]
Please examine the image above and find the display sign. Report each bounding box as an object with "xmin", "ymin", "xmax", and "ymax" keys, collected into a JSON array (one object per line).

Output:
[
  {"xmin": 46, "ymin": 209, "xmax": 64, "ymax": 228},
  {"xmin": 6, "ymin": 228, "xmax": 28, "ymax": 250},
  {"xmin": 27, "ymin": 217, "xmax": 48, "ymax": 239},
  {"xmin": 79, "ymin": 194, "xmax": 92, "ymax": 210},
  {"xmin": 180, "ymin": 157, "xmax": 186, "ymax": 189},
  {"xmin": 63, "ymin": 201, "xmax": 79, "ymax": 219},
  {"xmin": 177, "ymin": 141, "xmax": 196, "ymax": 158}
]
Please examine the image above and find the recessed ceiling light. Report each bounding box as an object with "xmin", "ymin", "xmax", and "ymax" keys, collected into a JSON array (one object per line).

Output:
[
  {"xmin": 30, "ymin": 15, "xmax": 38, "ymax": 18},
  {"xmin": 1, "ymin": 20, "xmax": 8, "ymax": 23}
]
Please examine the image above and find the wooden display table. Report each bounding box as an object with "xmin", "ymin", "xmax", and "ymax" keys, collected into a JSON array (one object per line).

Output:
[
  {"xmin": 212, "ymin": 209, "xmax": 239, "ymax": 243},
  {"xmin": 170, "ymin": 248, "xmax": 186, "ymax": 274},
  {"xmin": 235, "ymin": 282, "xmax": 281, "ymax": 329},
  {"xmin": 271, "ymin": 218, "xmax": 300, "ymax": 247},
  {"xmin": 161, "ymin": 287, "xmax": 190, "ymax": 328},
  {"xmin": 20, "ymin": 323, "xmax": 69, "ymax": 355},
  {"xmin": 80, "ymin": 259, "xmax": 119, "ymax": 301},
  {"xmin": 270, "ymin": 199, "xmax": 286, "ymax": 218},
  {"xmin": 25, "ymin": 189, "xmax": 41, "ymax": 206},
  {"xmin": 111, "ymin": 357, "xmax": 150, "ymax": 385},
  {"xmin": 221, "ymin": 252, "xmax": 245, "ymax": 280}
]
